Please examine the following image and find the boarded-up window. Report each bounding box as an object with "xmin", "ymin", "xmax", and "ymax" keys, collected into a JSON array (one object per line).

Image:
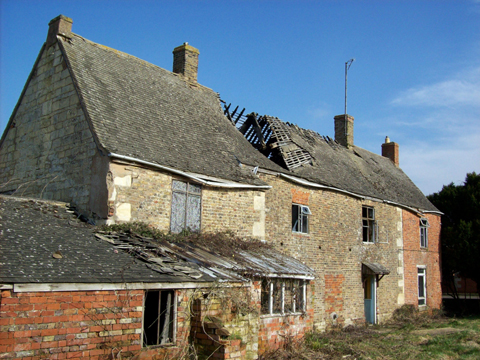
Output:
[{"xmin": 170, "ymin": 180, "xmax": 201, "ymax": 233}]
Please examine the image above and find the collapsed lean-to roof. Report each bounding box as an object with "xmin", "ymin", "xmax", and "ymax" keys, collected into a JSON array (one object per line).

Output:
[{"xmin": 0, "ymin": 196, "xmax": 314, "ymax": 287}]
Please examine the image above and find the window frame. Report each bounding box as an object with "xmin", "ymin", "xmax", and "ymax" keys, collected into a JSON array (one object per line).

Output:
[
  {"xmin": 362, "ymin": 206, "xmax": 377, "ymax": 243},
  {"xmin": 420, "ymin": 218, "xmax": 429, "ymax": 248},
  {"xmin": 142, "ymin": 289, "xmax": 177, "ymax": 347},
  {"xmin": 170, "ymin": 180, "xmax": 202, "ymax": 233},
  {"xmin": 417, "ymin": 266, "xmax": 427, "ymax": 307},
  {"xmin": 261, "ymin": 278, "xmax": 307, "ymax": 316},
  {"xmin": 292, "ymin": 204, "xmax": 311, "ymax": 234}
]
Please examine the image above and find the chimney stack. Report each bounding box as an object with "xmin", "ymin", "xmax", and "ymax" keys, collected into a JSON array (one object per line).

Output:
[
  {"xmin": 46, "ymin": 15, "xmax": 73, "ymax": 48},
  {"xmin": 173, "ymin": 42, "xmax": 199, "ymax": 82},
  {"xmin": 382, "ymin": 136, "xmax": 399, "ymax": 167},
  {"xmin": 334, "ymin": 114, "xmax": 354, "ymax": 148}
]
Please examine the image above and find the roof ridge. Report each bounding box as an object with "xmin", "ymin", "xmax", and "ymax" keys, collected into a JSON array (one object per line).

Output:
[{"xmin": 65, "ymin": 33, "xmax": 214, "ymax": 92}]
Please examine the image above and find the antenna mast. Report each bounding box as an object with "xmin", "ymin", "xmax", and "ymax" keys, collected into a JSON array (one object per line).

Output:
[{"xmin": 345, "ymin": 58, "xmax": 355, "ymax": 115}]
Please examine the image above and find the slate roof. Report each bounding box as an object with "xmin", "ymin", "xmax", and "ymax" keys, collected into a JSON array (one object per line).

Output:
[
  {"xmin": 0, "ymin": 195, "xmax": 315, "ymax": 285},
  {"xmin": 58, "ymin": 33, "xmax": 284, "ymax": 186},
  {"xmin": 0, "ymin": 196, "xmax": 215, "ymax": 284},
  {"xmin": 239, "ymin": 116, "xmax": 437, "ymax": 212}
]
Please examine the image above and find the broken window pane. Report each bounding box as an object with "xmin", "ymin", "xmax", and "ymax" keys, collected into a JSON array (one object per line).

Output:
[
  {"xmin": 272, "ymin": 280, "xmax": 283, "ymax": 314},
  {"xmin": 292, "ymin": 204, "xmax": 309, "ymax": 233},
  {"xmin": 362, "ymin": 206, "xmax": 375, "ymax": 243},
  {"xmin": 284, "ymin": 279, "xmax": 294, "ymax": 313},
  {"xmin": 261, "ymin": 278, "xmax": 307, "ymax": 315},
  {"xmin": 261, "ymin": 279, "xmax": 270, "ymax": 314},
  {"xmin": 294, "ymin": 280, "xmax": 305, "ymax": 312},
  {"xmin": 143, "ymin": 290, "xmax": 175, "ymax": 347}
]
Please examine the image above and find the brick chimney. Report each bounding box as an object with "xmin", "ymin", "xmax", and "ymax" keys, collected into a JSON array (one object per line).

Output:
[
  {"xmin": 382, "ymin": 136, "xmax": 399, "ymax": 167},
  {"xmin": 334, "ymin": 114, "xmax": 354, "ymax": 148},
  {"xmin": 173, "ymin": 43, "xmax": 200, "ymax": 82},
  {"xmin": 46, "ymin": 15, "xmax": 73, "ymax": 48}
]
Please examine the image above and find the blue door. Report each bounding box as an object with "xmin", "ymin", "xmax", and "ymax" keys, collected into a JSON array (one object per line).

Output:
[{"xmin": 364, "ymin": 275, "xmax": 376, "ymax": 324}]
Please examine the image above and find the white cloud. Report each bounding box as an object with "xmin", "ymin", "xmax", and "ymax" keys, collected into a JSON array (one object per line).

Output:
[
  {"xmin": 391, "ymin": 67, "xmax": 480, "ymax": 108},
  {"xmin": 386, "ymin": 67, "xmax": 480, "ymax": 195},
  {"xmin": 401, "ymin": 132, "xmax": 480, "ymax": 195}
]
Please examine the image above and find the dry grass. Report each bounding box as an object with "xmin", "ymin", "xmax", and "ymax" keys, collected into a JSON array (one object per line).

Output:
[{"xmin": 259, "ymin": 307, "xmax": 480, "ymax": 360}]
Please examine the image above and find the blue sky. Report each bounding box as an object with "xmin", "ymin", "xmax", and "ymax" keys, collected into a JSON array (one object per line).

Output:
[{"xmin": 1, "ymin": 0, "xmax": 479, "ymax": 195}]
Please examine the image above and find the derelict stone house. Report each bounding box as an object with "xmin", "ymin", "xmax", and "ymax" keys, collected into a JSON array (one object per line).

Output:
[{"xmin": 0, "ymin": 14, "xmax": 442, "ymax": 358}]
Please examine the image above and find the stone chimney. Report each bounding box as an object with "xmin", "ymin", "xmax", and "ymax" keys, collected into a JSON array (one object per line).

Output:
[
  {"xmin": 334, "ymin": 114, "xmax": 354, "ymax": 148},
  {"xmin": 46, "ymin": 15, "xmax": 73, "ymax": 48},
  {"xmin": 382, "ymin": 136, "xmax": 399, "ymax": 167},
  {"xmin": 173, "ymin": 42, "xmax": 200, "ymax": 82}
]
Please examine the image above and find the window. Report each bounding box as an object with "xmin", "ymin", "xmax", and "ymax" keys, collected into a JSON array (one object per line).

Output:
[
  {"xmin": 418, "ymin": 268, "xmax": 426, "ymax": 306},
  {"xmin": 362, "ymin": 206, "xmax": 377, "ymax": 243},
  {"xmin": 292, "ymin": 204, "xmax": 311, "ymax": 233},
  {"xmin": 420, "ymin": 218, "xmax": 429, "ymax": 248},
  {"xmin": 143, "ymin": 290, "xmax": 176, "ymax": 346},
  {"xmin": 261, "ymin": 278, "xmax": 306, "ymax": 315},
  {"xmin": 170, "ymin": 180, "xmax": 201, "ymax": 233}
]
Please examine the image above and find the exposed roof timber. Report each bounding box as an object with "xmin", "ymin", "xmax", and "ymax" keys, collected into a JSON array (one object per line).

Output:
[{"xmin": 109, "ymin": 153, "xmax": 271, "ymax": 189}]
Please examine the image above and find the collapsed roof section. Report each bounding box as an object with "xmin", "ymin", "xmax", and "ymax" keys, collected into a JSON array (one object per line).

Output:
[
  {"xmin": 223, "ymin": 102, "xmax": 437, "ymax": 212},
  {"xmin": 0, "ymin": 196, "xmax": 315, "ymax": 288}
]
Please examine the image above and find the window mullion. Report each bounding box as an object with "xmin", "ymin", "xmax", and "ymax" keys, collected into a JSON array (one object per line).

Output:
[{"xmin": 269, "ymin": 282, "xmax": 274, "ymax": 315}]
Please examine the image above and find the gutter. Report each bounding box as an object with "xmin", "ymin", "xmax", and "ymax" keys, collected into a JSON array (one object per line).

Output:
[
  {"xmin": 108, "ymin": 153, "xmax": 271, "ymax": 190},
  {"xmin": 280, "ymin": 173, "xmax": 441, "ymax": 215},
  {"xmin": 280, "ymin": 173, "xmax": 365, "ymax": 199}
]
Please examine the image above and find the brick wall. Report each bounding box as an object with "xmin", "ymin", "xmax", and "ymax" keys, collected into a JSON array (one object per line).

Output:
[
  {"xmin": 190, "ymin": 280, "xmax": 314, "ymax": 359},
  {"xmin": 0, "ymin": 42, "xmax": 98, "ymax": 215},
  {"xmin": 0, "ymin": 288, "xmax": 194, "ymax": 359},
  {"xmin": 108, "ymin": 162, "xmax": 265, "ymax": 238},
  {"xmin": 259, "ymin": 173, "xmax": 405, "ymax": 328},
  {"xmin": 258, "ymin": 281, "xmax": 314, "ymax": 354},
  {"xmin": 402, "ymin": 211, "xmax": 442, "ymax": 309}
]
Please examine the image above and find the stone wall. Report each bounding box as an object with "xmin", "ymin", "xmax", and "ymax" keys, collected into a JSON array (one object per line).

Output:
[
  {"xmin": 0, "ymin": 42, "xmax": 99, "ymax": 215},
  {"xmin": 0, "ymin": 288, "xmax": 194, "ymax": 359},
  {"xmin": 108, "ymin": 162, "xmax": 266, "ymax": 238},
  {"xmin": 402, "ymin": 211, "xmax": 442, "ymax": 309},
  {"xmin": 258, "ymin": 173, "xmax": 405, "ymax": 329},
  {"xmin": 190, "ymin": 280, "xmax": 314, "ymax": 359}
]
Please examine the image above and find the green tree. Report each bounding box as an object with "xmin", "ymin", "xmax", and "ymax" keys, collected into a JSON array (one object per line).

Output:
[{"xmin": 427, "ymin": 172, "xmax": 480, "ymax": 301}]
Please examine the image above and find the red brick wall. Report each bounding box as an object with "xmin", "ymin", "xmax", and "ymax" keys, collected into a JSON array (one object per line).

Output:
[
  {"xmin": 0, "ymin": 289, "xmax": 192, "ymax": 359},
  {"xmin": 258, "ymin": 281, "xmax": 314, "ymax": 354},
  {"xmin": 324, "ymin": 274, "xmax": 345, "ymax": 319},
  {"xmin": 402, "ymin": 211, "xmax": 442, "ymax": 309}
]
